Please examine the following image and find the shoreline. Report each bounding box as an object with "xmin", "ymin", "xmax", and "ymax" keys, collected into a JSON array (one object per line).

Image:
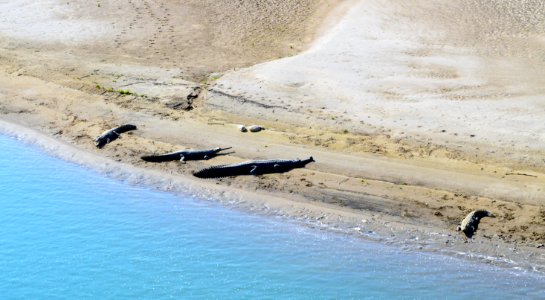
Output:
[
  {"xmin": 1, "ymin": 0, "xmax": 544, "ymax": 278},
  {"xmin": 1, "ymin": 118, "xmax": 544, "ymax": 275}
]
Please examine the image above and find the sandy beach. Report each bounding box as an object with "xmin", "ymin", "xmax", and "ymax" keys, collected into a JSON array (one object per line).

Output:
[{"xmin": 1, "ymin": 0, "xmax": 544, "ymax": 272}]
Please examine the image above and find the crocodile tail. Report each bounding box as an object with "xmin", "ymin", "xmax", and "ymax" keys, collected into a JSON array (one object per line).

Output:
[
  {"xmin": 141, "ymin": 155, "xmax": 163, "ymax": 162},
  {"xmin": 141, "ymin": 153, "xmax": 180, "ymax": 162},
  {"xmin": 193, "ymin": 165, "xmax": 230, "ymax": 178},
  {"xmin": 474, "ymin": 210, "xmax": 495, "ymax": 219},
  {"xmin": 193, "ymin": 163, "xmax": 251, "ymax": 178},
  {"xmin": 115, "ymin": 124, "xmax": 137, "ymax": 134}
]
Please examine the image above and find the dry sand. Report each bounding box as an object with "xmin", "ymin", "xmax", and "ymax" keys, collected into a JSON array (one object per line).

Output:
[
  {"xmin": 0, "ymin": 0, "xmax": 544, "ymax": 272},
  {"xmin": 210, "ymin": 0, "xmax": 545, "ymax": 167},
  {"xmin": 0, "ymin": 0, "xmax": 340, "ymax": 81}
]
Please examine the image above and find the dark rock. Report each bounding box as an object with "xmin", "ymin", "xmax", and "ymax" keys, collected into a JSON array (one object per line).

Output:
[
  {"xmin": 165, "ymin": 97, "xmax": 192, "ymax": 110},
  {"xmin": 165, "ymin": 87, "xmax": 201, "ymax": 111}
]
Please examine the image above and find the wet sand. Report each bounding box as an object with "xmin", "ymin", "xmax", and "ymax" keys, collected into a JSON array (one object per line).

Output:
[{"xmin": 0, "ymin": 0, "xmax": 544, "ymax": 272}]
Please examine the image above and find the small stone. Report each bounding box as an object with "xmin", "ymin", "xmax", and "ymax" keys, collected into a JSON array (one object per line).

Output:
[
  {"xmin": 238, "ymin": 125, "xmax": 248, "ymax": 132},
  {"xmin": 249, "ymin": 125, "xmax": 264, "ymax": 132}
]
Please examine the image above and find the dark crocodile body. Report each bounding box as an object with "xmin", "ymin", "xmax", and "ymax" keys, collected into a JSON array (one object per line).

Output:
[
  {"xmin": 457, "ymin": 210, "xmax": 495, "ymax": 238},
  {"xmin": 141, "ymin": 147, "xmax": 232, "ymax": 162},
  {"xmin": 95, "ymin": 124, "xmax": 137, "ymax": 149},
  {"xmin": 193, "ymin": 157, "xmax": 314, "ymax": 178}
]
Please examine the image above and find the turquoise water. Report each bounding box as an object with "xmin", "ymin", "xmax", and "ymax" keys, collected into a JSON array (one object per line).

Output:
[{"xmin": 0, "ymin": 134, "xmax": 543, "ymax": 299}]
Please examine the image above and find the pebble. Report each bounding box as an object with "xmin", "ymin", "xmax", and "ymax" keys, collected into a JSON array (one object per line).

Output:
[
  {"xmin": 249, "ymin": 125, "xmax": 264, "ymax": 132},
  {"xmin": 238, "ymin": 124, "xmax": 264, "ymax": 132}
]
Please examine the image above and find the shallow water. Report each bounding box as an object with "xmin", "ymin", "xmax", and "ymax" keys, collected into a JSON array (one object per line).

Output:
[{"xmin": 0, "ymin": 134, "xmax": 543, "ymax": 299}]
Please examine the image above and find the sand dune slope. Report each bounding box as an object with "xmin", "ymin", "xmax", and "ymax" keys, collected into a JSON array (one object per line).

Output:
[
  {"xmin": 0, "ymin": 0, "xmax": 340, "ymax": 80},
  {"xmin": 209, "ymin": 0, "xmax": 545, "ymax": 164}
]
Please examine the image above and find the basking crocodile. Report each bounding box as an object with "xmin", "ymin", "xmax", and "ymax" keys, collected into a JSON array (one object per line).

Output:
[
  {"xmin": 95, "ymin": 124, "xmax": 137, "ymax": 149},
  {"xmin": 457, "ymin": 210, "xmax": 495, "ymax": 238},
  {"xmin": 141, "ymin": 147, "xmax": 233, "ymax": 163},
  {"xmin": 193, "ymin": 157, "xmax": 315, "ymax": 178}
]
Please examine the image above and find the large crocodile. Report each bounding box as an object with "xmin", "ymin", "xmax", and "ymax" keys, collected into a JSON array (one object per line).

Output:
[
  {"xmin": 141, "ymin": 147, "xmax": 232, "ymax": 163},
  {"xmin": 95, "ymin": 124, "xmax": 137, "ymax": 149},
  {"xmin": 193, "ymin": 157, "xmax": 315, "ymax": 178}
]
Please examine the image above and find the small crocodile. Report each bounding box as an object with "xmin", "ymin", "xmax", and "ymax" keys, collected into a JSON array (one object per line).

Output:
[
  {"xmin": 141, "ymin": 147, "xmax": 233, "ymax": 163},
  {"xmin": 95, "ymin": 124, "xmax": 137, "ymax": 149},
  {"xmin": 193, "ymin": 157, "xmax": 315, "ymax": 178},
  {"xmin": 457, "ymin": 210, "xmax": 495, "ymax": 238}
]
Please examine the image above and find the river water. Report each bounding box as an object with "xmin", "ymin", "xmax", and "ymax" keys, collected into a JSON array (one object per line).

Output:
[{"xmin": 0, "ymin": 134, "xmax": 543, "ymax": 299}]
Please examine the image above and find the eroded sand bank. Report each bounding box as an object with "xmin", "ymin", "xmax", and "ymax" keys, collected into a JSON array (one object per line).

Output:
[{"xmin": 0, "ymin": 0, "xmax": 544, "ymax": 272}]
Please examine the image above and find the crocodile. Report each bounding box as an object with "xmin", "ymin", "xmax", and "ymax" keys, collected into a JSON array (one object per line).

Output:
[
  {"xmin": 95, "ymin": 124, "xmax": 137, "ymax": 149},
  {"xmin": 193, "ymin": 157, "xmax": 315, "ymax": 178},
  {"xmin": 141, "ymin": 147, "xmax": 233, "ymax": 163},
  {"xmin": 457, "ymin": 210, "xmax": 495, "ymax": 238}
]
